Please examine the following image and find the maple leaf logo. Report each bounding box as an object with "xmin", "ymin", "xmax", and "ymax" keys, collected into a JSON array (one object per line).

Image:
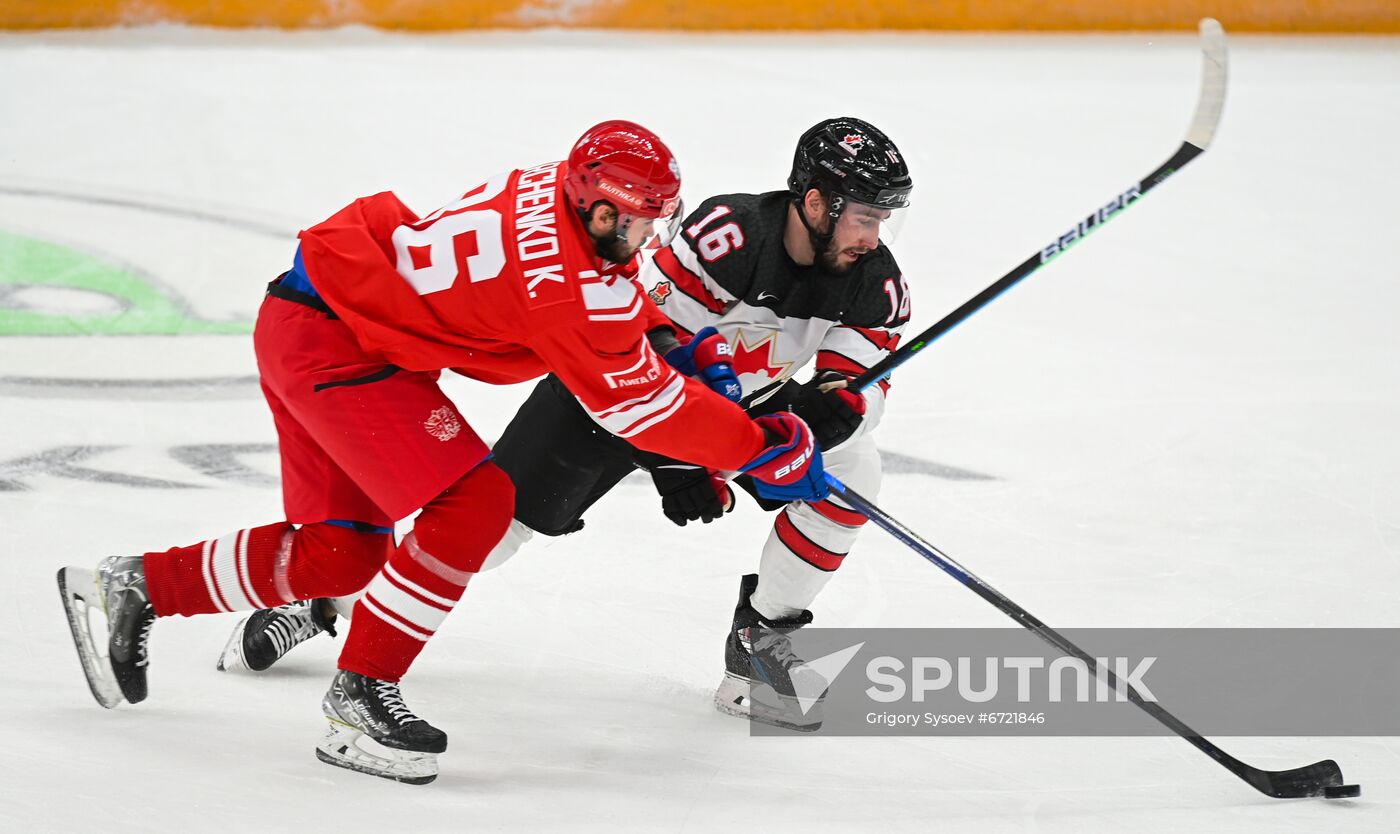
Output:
[
  {"xmin": 648, "ymin": 280, "xmax": 672, "ymax": 305},
  {"xmin": 730, "ymin": 330, "xmax": 793, "ymax": 382}
]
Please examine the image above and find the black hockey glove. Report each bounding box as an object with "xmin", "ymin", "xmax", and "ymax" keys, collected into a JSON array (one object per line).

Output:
[
  {"xmin": 643, "ymin": 457, "xmax": 736, "ymax": 527},
  {"xmin": 790, "ymin": 370, "xmax": 868, "ymax": 450}
]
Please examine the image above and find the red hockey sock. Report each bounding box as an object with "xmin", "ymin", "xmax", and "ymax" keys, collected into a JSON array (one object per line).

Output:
[
  {"xmin": 144, "ymin": 522, "xmax": 297, "ymax": 618},
  {"xmin": 283, "ymin": 523, "xmax": 393, "ymax": 601},
  {"xmin": 337, "ymin": 532, "xmax": 473, "ymax": 681},
  {"xmin": 337, "ymin": 463, "xmax": 514, "ymax": 681},
  {"xmin": 144, "ymin": 522, "xmax": 393, "ymax": 618}
]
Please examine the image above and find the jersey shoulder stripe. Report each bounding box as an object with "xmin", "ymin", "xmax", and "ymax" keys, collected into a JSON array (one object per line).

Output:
[
  {"xmin": 653, "ymin": 247, "xmax": 727, "ymax": 314},
  {"xmin": 815, "ymin": 349, "xmax": 869, "ymax": 376},
  {"xmin": 843, "ymin": 324, "xmax": 900, "ymax": 351},
  {"xmin": 579, "ymin": 270, "xmax": 644, "ymax": 322}
]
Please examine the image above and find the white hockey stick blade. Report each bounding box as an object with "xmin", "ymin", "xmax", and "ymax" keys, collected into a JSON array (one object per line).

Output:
[
  {"xmin": 57, "ymin": 567, "xmax": 124, "ymax": 709},
  {"xmin": 1185, "ymin": 18, "xmax": 1229, "ymax": 151}
]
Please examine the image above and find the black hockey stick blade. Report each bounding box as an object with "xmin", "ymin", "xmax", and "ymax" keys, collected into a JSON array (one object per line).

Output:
[
  {"xmin": 854, "ymin": 17, "xmax": 1229, "ymax": 393},
  {"xmin": 1250, "ymin": 758, "xmax": 1346, "ymax": 799}
]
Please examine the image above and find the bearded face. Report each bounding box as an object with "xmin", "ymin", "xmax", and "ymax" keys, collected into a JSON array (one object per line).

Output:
[
  {"xmin": 816, "ymin": 201, "xmax": 888, "ymax": 275},
  {"xmin": 592, "ymin": 231, "xmax": 636, "ymax": 264},
  {"xmin": 816, "ymin": 234, "xmax": 858, "ymax": 275},
  {"xmin": 585, "ymin": 203, "xmax": 666, "ymax": 264}
]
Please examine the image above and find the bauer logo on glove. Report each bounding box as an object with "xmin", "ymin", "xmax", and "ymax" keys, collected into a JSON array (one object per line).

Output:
[
  {"xmin": 742, "ymin": 412, "xmax": 830, "ymax": 504},
  {"xmin": 771, "ymin": 445, "xmax": 812, "ymax": 481},
  {"xmin": 664, "ymin": 326, "xmax": 742, "ymax": 403}
]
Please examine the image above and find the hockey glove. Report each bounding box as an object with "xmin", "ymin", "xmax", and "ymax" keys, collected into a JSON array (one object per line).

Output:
[
  {"xmin": 742, "ymin": 412, "xmax": 830, "ymax": 504},
  {"xmin": 664, "ymin": 326, "xmax": 742, "ymax": 403},
  {"xmin": 647, "ymin": 459, "xmax": 736, "ymax": 526},
  {"xmin": 791, "ymin": 370, "xmax": 867, "ymax": 450}
]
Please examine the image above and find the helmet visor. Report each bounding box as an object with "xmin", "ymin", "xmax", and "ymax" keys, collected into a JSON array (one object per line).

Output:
[
  {"xmin": 621, "ymin": 197, "xmax": 685, "ymax": 251},
  {"xmin": 837, "ymin": 199, "xmax": 908, "ymax": 246}
]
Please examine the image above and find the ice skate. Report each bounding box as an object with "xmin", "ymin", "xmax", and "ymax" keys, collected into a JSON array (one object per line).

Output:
[
  {"xmin": 316, "ymin": 669, "xmax": 447, "ymax": 785},
  {"xmin": 713, "ymin": 573, "xmax": 827, "ymax": 732},
  {"xmin": 56, "ymin": 555, "xmax": 156, "ymax": 708},
  {"xmin": 218, "ymin": 599, "xmax": 337, "ymax": 672}
]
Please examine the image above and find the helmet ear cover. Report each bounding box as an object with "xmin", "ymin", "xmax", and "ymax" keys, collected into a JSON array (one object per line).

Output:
[{"xmin": 790, "ymin": 180, "xmax": 844, "ymax": 244}]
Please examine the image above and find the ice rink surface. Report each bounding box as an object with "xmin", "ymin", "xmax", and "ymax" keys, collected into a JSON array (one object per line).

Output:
[{"xmin": 2, "ymin": 24, "xmax": 1398, "ymax": 832}]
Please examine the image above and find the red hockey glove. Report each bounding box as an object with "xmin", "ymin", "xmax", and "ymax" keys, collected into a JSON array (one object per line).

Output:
[{"xmin": 741, "ymin": 412, "xmax": 829, "ymax": 504}]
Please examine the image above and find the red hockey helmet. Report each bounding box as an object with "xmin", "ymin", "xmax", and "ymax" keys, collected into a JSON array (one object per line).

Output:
[{"xmin": 565, "ymin": 120, "xmax": 681, "ymax": 220}]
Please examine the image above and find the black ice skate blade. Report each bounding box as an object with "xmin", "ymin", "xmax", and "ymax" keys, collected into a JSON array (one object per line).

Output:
[
  {"xmin": 56, "ymin": 567, "xmax": 124, "ymax": 709},
  {"xmin": 314, "ymin": 749, "xmax": 438, "ymax": 786}
]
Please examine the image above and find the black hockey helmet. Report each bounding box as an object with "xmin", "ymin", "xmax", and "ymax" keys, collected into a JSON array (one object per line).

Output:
[{"xmin": 788, "ymin": 117, "xmax": 912, "ymax": 215}]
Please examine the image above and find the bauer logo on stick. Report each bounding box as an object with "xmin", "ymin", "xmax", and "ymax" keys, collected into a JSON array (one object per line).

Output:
[{"xmin": 1039, "ymin": 184, "xmax": 1143, "ymax": 263}]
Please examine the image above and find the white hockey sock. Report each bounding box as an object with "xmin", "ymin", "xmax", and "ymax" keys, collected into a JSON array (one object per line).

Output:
[
  {"xmin": 751, "ymin": 535, "xmax": 838, "ymax": 622},
  {"xmin": 750, "ymin": 500, "xmax": 871, "ymax": 621}
]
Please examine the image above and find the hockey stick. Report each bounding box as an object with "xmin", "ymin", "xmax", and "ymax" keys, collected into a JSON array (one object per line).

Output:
[
  {"xmin": 822, "ymin": 473, "xmax": 1358, "ymax": 799},
  {"xmin": 853, "ymin": 18, "xmax": 1228, "ymax": 393}
]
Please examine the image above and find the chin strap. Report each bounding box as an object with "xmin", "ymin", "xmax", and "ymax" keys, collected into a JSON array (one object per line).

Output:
[
  {"xmin": 792, "ymin": 191, "xmax": 842, "ymax": 257},
  {"xmin": 579, "ymin": 205, "xmax": 642, "ymax": 263}
]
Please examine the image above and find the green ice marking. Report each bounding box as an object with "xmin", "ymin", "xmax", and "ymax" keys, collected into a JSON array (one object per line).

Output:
[{"xmin": 0, "ymin": 230, "xmax": 251, "ymax": 336}]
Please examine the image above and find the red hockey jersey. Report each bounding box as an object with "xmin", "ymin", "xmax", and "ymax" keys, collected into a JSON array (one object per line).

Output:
[{"xmin": 296, "ymin": 161, "xmax": 766, "ymax": 471}]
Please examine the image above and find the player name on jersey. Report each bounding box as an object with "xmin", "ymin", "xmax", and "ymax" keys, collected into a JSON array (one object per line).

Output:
[{"xmin": 515, "ymin": 162, "xmax": 568, "ymax": 303}]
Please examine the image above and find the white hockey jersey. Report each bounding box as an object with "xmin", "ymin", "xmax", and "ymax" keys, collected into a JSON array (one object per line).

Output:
[{"xmin": 638, "ymin": 191, "xmax": 911, "ymax": 443}]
